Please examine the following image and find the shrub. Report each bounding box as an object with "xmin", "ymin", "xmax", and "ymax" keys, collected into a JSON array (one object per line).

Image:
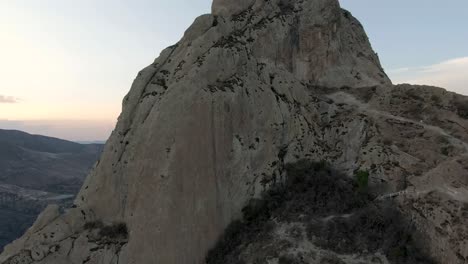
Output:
[
  {"xmin": 99, "ymin": 222, "xmax": 128, "ymax": 239},
  {"xmin": 430, "ymin": 95, "xmax": 441, "ymax": 105},
  {"xmin": 206, "ymin": 160, "xmax": 367, "ymax": 264},
  {"xmin": 306, "ymin": 203, "xmax": 434, "ymax": 263},
  {"xmin": 355, "ymin": 170, "xmax": 369, "ymax": 191},
  {"xmin": 405, "ymin": 89, "xmax": 423, "ymax": 101},
  {"xmin": 84, "ymin": 221, "xmax": 128, "ymax": 240},
  {"xmin": 319, "ymin": 255, "xmax": 346, "ymax": 264},
  {"xmin": 206, "ymin": 161, "xmax": 434, "ymax": 264},
  {"xmin": 84, "ymin": 220, "xmax": 104, "ymax": 230},
  {"xmin": 278, "ymin": 255, "xmax": 302, "ymax": 264},
  {"xmin": 441, "ymin": 146, "xmax": 452, "ymax": 156},
  {"xmin": 454, "ymin": 97, "xmax": 468, "ymax": 118},
  {"xmin": 383, "ymin": 138, "xmax": 392, "ymax": 146},
  {"xmin": 436, "ymin": 135, "xmax": 450, "ymax": 145}
]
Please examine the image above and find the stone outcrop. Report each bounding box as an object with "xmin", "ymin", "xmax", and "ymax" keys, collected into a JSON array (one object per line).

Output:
[{"xmin": 1, "ymin": 0, "xmax": 467, "ymax": 264}]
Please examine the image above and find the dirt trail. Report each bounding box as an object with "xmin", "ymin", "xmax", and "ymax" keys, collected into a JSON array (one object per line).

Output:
[
  {"xmin": 321, "ymin": 213, "xmax": 353, "ymax": 222},
  {"xmin": 328, "ymin": 92, "xmax": 468, "ymax": 203},
  {"xmin": 375, "ymin": 186, "xmax": 468, "ymax": 203},
  {"xmin": 328, "ymin": 92, "xmax": 468, "ymax": 152}
]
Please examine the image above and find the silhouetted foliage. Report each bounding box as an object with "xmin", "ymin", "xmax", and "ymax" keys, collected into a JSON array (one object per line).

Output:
[
  {"xmin": 355, "ymin": 170, "xmax": 369, "ymax": 191},
  {"xmin": 278, "ymin": 255, "xmax": 305, "ymax": 264},
  {"xmin": 307, "ymin": 204, "xmax": 432, "ymax": 263},
  {"xmin": 430, "ymin": 95, "xmax": 441, "ymax": 105},
  {"xmin": 205, "ymin": 160, "xmax": 434, "ymax": 264},
  {"xmin": 99, "ymin": 223, "xmax": 128, "ymax": 239},
  {"xmin": 84, "ymin": 220, "xmax": 128, "ymax": 240},
  {"xmin": 84, "ymin": 220, "xmax": 104, "ymax": 230},
  {"xmin": 454, "ymin": 97, "xmax": 468, "ymax": 119}
]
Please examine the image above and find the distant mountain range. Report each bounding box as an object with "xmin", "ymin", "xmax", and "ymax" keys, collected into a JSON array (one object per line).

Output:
[{"xmin": 0, "ymin": 129, "xmax": 103, "ymax": 251}]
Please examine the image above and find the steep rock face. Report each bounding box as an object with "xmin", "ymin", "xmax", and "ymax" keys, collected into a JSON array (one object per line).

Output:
[
  {"xmin": 2, "ymin": 1, "xmax": 467, "ymax": 264},
  {"xmin": 211, "ymin": 0, "xmax": 390, "ymax": 88},
  {"xmin": 212, "ymin": 0, "xmax": 255, "ymax": 16}
]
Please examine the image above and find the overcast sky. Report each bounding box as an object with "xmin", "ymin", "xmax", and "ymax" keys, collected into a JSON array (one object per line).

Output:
[{"xmin": 0, "ymin": 0, "xmax": 467, "ymax": 141}]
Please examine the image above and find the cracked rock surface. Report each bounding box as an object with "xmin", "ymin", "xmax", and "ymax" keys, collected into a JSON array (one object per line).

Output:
[{"xmin": 1, "ymin": 0, "xmax": 467, "ymax": 263}]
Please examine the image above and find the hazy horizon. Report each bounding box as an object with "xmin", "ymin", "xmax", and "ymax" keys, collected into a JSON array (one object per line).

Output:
[
  {"xmin": 0, "ymin": 119, "xmax": 114, "ymax": 142},
  {"xmin": 1, "ymin": 0, "xmax": 467, "ymax": 141}
]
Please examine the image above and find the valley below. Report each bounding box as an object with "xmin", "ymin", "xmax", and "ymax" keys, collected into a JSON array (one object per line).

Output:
[{"xmin": 0, "ymin": 129, "xmax": 103, "ymax": 251}]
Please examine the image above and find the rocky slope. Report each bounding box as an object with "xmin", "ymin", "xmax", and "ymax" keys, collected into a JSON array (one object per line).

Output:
[
  {"xmin": 0, "ymin": 184, "xmax": 74, "ymax": 252},
  {"xmin": 206, "ymin": 161, "xmax": 435, "ymax": 264},
  {"xmin": 1, "ymin": 0, "xmax": 467, "ymax": 263},
  {"xmin": 0, "ymin": 130, "xmax": 103, "ymax": 251}
]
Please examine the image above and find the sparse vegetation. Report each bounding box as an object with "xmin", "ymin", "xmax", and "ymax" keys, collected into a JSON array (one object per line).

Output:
[
  {"xmin": 355, "ymin": 170, "xmax": 369, "ymax": 191},
  {"xmin": 84, "ymin": 220, "xmax": 104, "ymax": 230},
  {"xmin": 84, "ymin": 220, "xmax": 128, "ymax": 240},
  {"xmin": 454, "ymin": 97, "xmax": 468, "ymax": 119},
  {"xmin": 99, "ymin": 223, "xmax": 128, "ymax": 239},
  {"xmin": 436, "ymin": 135, "xmax": 450, "ymax": 145},
  {"xmin": 430, "ymin": 95, "xmax": 441, "ymax": 105},
  {"xmin": 278, "ymin": 255, "xmax": 302, "ymax": 264},
  {"xmin": 441, "ymin": 146, "xmax": 453, "ymax": 156},
  {"xmin": 383, "ymin": 138, "xmax": 393, "ymax": 146},
  {"xmin": 206, "ymin": 160, "xmax": 433, "ymax": 264},
  {"xmin": 307, "ymin": 204, "xmax": 432, "ymax": 263},
  {"xmin": 319, "ymin": 255, "xmax": 346, "ymax": 264},
  {"xmin": 206, "ymin": 160, "xmax": 366, "ymax": 264},
  {"xmin": 405, "ymin": 89, "xmax": 423, "ymax": 101}
]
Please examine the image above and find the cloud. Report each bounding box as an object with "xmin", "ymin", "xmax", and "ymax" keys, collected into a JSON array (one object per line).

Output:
[
  {"xmin": 388, "ymin": 57, "xmax": 468, "ymax": 96},
  {"xmin": 0, "ymin": 95, "xmax": 18, "ymax": 103}
]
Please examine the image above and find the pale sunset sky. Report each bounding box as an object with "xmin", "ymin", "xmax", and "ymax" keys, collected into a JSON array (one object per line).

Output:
[{"xmin": 0, "ymin": 0, "xmax": 467, "ymax": 141}]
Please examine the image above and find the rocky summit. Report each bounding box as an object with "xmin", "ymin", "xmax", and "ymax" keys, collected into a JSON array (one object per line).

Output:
[{"xmin": 2, "ymin": 0, "xmax": 467, "ymax": 263}]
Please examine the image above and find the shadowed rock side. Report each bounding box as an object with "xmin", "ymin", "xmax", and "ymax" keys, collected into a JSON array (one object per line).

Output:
[
  {"xmin": 1, "ymin": 0, "xmax": 468, "ymax": 263},
  {"xmin": 206, "ymin": 161, "xmax": 435, "ymax": 264}
]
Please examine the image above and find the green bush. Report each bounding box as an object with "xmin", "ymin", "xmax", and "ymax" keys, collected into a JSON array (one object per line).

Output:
[
  {"xmin": 205, "ymin": 160, "xmax": 433, "ymax": 264},
  {"xmin": 99, "ymin": 223, "xmax": 128, "ymax": 239},
  {"xmin": 355, "ymin": 170, "xmax": 369, "ymax": 191},
  {"xmin": 454, "ymin": 97, "xmax": 468, "ymax": 119},
  {"xmin": 84, "ymin": 220, "xmax": 104, "ymax": 230},
  {"xmin": 430, "ymin": 95, "xmax": 441, "ymax": 105},
  {"xmin": 84, "ymin": 220, "xmax": 128, "ymax": 240},
  {"xmin": 206, "ymin": 160, "xmax": 368, "ymax": 264}
]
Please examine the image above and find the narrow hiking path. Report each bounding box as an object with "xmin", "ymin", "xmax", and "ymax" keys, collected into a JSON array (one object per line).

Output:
[
  {"xmin": 327, "ymin": 92, "xmax": 468, "ymax": 203},
  {"xmin": 320, "ymin": 213, "xmax": 354, "ymax": 222},
  {"xmin": 327, "ymin": 92, "xmax": 468, "ymax": 152},
  {"xmin": 374, "ymin": 185, "xmax": 468, "ymax": 203}
]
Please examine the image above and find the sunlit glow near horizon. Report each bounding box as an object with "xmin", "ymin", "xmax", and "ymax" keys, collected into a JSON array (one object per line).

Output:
[{"xmin": 1, "ymin": 0, "xmax": 466, "ymax": 141}]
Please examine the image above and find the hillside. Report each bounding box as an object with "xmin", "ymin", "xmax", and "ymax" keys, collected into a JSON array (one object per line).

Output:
[
  {"xmin": 0, "ymin": 129, "xmax": 103, "ymax": 193},
  {"xmin": 0, "ymin": 129, "xmax": 103, "ymax": 251}
]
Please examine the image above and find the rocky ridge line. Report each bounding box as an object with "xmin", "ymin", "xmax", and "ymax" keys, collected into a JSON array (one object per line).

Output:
[{"xmin": 1, "ymin": 0, "xmax": 468, "ymax": 263}]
